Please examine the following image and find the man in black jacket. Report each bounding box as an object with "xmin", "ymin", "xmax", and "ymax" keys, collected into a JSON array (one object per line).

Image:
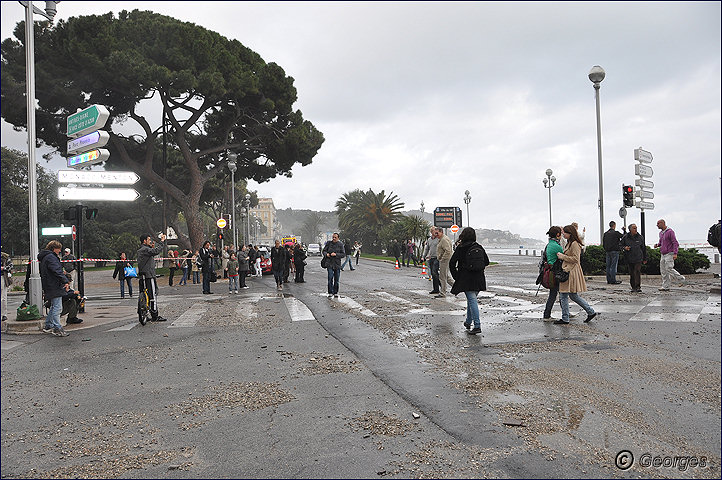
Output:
[
  {"xmin": 199, "ymin": 241, "xmax": 215, "ymax": 294},
  {"xmin": 621, "ymin": 224, "xmax": 647, "ymax": 293},
  {"xmin": 137, "ymin": 233, "xmax": 167, "ymax": 321},
  {"xmin": 323, "ymin": 233, "xmax": 345, "ymax": 297},
  {"xmin": 38, "ymin": 240, "xmax": 70, "ymax": 336},
  {"xmin": 602, "ymin": 221, "xmax": 623, "ymax": 284}
]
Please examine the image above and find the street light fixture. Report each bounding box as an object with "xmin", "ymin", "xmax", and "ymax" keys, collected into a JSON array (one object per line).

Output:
[
  {"xmin": 542, "ymin": 169, "xmax": 556, "ymax": 226},
  {"xmin": 20, "ymin": 1, "xmax": 60, "ymax": 310},
  {"xmin": 463, "ymin": 190, "xmax": 471, "ymax": 227},
  {"xmin": 243, "ymin": 193, "xmax": 251, "ymax": 245},
  {"xmin": 227, "ymin": 154, "xmax": 237, "ymax": 249},
  {"xmin": 589, "ymin": 65, "xmax": 606, "ymax": 244},
  {"xmin": 240, "ymin": 208, "xmax": 247, "ymax": 245},
  {"xmin": 420, "ymin": 201, "xmax": 424, "ymax": 215}
]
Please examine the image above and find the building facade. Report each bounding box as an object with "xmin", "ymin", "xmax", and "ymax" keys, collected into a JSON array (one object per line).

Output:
[{"xmin": 249, "ymin": 197, "xmax": 279, "ymax": 246}]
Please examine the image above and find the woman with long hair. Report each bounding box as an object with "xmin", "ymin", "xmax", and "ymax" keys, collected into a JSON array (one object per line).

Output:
[
  {"xmin": 449, "ymin": 227, "xmax": 489, "ymax": 335},
  {"xmin": 555, "ymin": 225, "xmax": 597, "ymax": 325}
]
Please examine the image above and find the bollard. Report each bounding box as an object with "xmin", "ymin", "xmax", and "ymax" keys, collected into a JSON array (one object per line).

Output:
[
  {"xmin": 533, "ymin": 249, "xmax": 537, "ymax": 256},
  {"xmin": 525, "ymin": 249, "xmax": 529, "ymax": 256},
  {"xmin": 518, "ymin": 250, "xmax": 522, "ymax": 255},
  {"xmin": 715, "ymin": 253, "xmax": 720, "ymax": 264}
]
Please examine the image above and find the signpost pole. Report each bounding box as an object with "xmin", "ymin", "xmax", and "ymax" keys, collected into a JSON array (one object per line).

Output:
[
  {"xmin": 640, "ymin": 210, "xmax": 646, "ymax": 242},
  {"xmin": 75, "ymin": 204, "xmax": 85, "ymax": 311}
]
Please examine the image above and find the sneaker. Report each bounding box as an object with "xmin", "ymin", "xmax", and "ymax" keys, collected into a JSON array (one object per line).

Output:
[
  {"xmin": 42, "ymin": 326, "xmax": 54, "ymax": 334},
  {"xmin": 553, "ymin": 319, "xmax": 570, "ymax": 325},
  {"xmin": 333, "ymin": 294, "xmax": 339, "ymax": 298},
  {"xmin": 466, "ymin": 327, "xmax": 481, "ymax": 335},
  {"xmin": 229, "ymin": 291, "xmax": 233, "ymax": 294},
  {"xmin": 242, "ymin": 286, "xmax": 249, "ymax": 289},
  {"xmin": 658, "ymin": 287, "xmax": 670, "ymax": 291},
  {"xmin": 429, "ymin": 290, "xmax": 440, "ymax": 294},
  {"xmin": 542, "ymin": 316, "xmax": 557, "ymax": 322},
  {"xmin": 584, "ymin": 312, "xmax": 597, "ymax": 323},
  {"xmin": 434, "ymin": 294, "xmax": 445, "ymax": 298},
  {"xmin": 463, "ymin": 322, "xmax": 471, "ymax": 330},
  {"xmin": 152, "ymin": 316, "xmax": 168, "ymax": 322},
  {"xmin": 328, "ymin": 294, "xmax": 333, "ymax": 298},
  {"xmin": 234, "ymin": 290, "xmax": 239, "ymax": 294},
  {"xmin": 66, "ymin": 317, "xmax": 83, "ymax": 324},
  {"xmin": 52, "ymin": 327, "xmax": 69, "ymax": 337}
]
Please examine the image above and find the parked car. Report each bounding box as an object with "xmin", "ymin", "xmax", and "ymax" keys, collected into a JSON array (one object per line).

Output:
[{"xmin": 307, "ymin": 243, "xmax": 322, "ymax": 256}]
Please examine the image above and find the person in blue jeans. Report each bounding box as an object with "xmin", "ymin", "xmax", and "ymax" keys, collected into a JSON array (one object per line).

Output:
[
  {"xmin": 340, "ymin": 239, "xmax": 355, "ymax": 271},
  {"xmin": 112, "ymin": 252, "xmax": 134, "ymax": 298},
  {"xmin": 38, "ymin": 240, "xmax": 71, "ymax": 337},
  {"xmin": 555, "ymin": 225, "xmax": 597, "ymax": 325},
  {"xmin": 449, "ymin": 227, "xmax": 489, "ymax": 335},
  {"xmin": 602, "ymin": 221, "xmax": 623, "ymax": 284},
  {"xmin": 542, "ymin": 227, "xmax": 563, "ymax": 320},
  {"xmin": 323, "ymin": 233, "xmax": 345, "ymax": 297}
]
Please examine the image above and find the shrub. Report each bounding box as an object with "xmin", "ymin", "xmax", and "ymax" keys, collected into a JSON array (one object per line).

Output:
[{"xmin": 582, "ymin": 245, "xmax": 710, "ymax": 275}]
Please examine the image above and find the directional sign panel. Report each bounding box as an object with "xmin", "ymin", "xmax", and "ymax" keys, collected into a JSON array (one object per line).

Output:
[
  {"xmin": 67, "ymin": 149, "xmax": 110, "ymax": 168},
  {"xmin": 635, "ymin": 200, "xmax": 655, "ymax": 210},
  {"xmin": 634, "ymin": 148, "xmax": 653, "ymax": 163},
  {"xmin": 41, "ymin": 226, "xmax": 72, "ymax": 236},
  {"xmin": 67, "ymin": 130, "xmax": 110, "ymax": 155},
  {"xmin": 635, "ymin": 189, "xmax": 655, "ymax": 199},
  {"xmin": 634, "ymin": 163, "xmax": 654, "ymax": 178},
  {"xmin": 635, "ymin": 178, "xmax": 654, "ymax": 189},
  {"xmin": 58, "ymin": 187, "xmax": 139, "ymax": 202},
  {"xmin": 58, "ymin": 170, "xmax": 139, "ymax": 185},
  {"xmin": 67, "ymin": 105, "xmax": 110, "ymax": 138}
]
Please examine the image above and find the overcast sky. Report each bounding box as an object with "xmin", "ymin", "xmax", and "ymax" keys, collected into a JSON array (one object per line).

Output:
[{"xmin": 2, "ymin": 1, "xmax": 720, "ymax": 243}]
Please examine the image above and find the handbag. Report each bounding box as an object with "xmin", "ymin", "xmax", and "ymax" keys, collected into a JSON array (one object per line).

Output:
[
  {"xmin": 321, "ymin": 256, "xmax": 328, "ymax": 269},
  {"xmin": 16, "ymin": 302, "xmax": 42, "ymax": 321},
  {"xmin": 124, "ymin": 266, "xmax": 138, "ymax": 278},
  {"xmin": 553, "ymin": 265, "xmax": 569, "ymax": 283},
  {"xmin": 541, "ymin": 264, "xmax": 555, "ymax": 289}
]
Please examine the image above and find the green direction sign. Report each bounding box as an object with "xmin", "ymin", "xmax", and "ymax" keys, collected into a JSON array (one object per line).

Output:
[{"xmin": 66, "ymin": 105, "xmax": 110, "ymax": 138}]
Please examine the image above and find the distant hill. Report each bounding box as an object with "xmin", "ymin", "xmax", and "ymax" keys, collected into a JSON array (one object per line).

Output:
[{"xmin": 276, "ymin": 208, "xmax": 542, "ymax": 247}]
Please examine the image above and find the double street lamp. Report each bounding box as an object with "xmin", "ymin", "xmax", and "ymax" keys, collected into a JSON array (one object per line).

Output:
[
  {"xmin": 589, "ymin": 65, "xmax": 606, "ymax": 244},
  {"xmin": 463, "ymin": 190, "xmax": 471, "ymax": 227},
  {"xmin": 227, "ymin": 154, "xmax": 238, "ymax": 249},
  {"xmin": 542, "ymin": 169, "xmax": 556, "ymax": 226}
]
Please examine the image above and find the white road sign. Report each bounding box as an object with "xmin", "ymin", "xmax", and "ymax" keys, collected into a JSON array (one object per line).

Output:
[
  {"xmin": 635, "ymin": 178, "xmax": 654, "ymax": 189},
  {"xmin": 41, "ymin": 226, "xmax": 73, "ymax": 236},
  {"xmin": 635, "ymin": 189, "xmax": 655, "ymax": 199},
  {"xmin": 58, "ymin": 170, "xmax": 139, "ymax": 185},
  {"xmin": 635, "ymin": 163, "xmax": 654, "ymax": 178},
  {"xmin": 58, "ymin": 187, "xmax": 139, "ymax": 202},
  {"xmin": 67, "ymin": 130, "xmax": 110, "ymax": 155},
  {"xmin": 635, "ymin": 200, "xmax": 655, "ymax": 210},
  {"xmin": 634, "ymin": 148, "xmax": 653, "ymax": 163}
]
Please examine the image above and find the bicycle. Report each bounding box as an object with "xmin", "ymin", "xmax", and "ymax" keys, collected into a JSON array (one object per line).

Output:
[{"xmin": 137, "ymin": 274, "xmax": 151, "ymax": 326}]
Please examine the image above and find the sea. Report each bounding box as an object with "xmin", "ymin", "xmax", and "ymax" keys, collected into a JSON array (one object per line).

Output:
[{"xmin": 486, "ymin": 240, "xmax": 719, "ymax": 263}]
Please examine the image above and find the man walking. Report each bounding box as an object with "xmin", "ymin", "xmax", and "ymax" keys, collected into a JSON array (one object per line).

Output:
[
  {"xmin": 436, "ymin": 228, "xmax": 455, "ymax": 297},
  {"xmin": 61, "ymin": 247, "xmax": 77, "ymax": 290},
  {"xmin": 602, "ymin": 221, "xmax": 623, "ymax": 284},
  {"xmin": 422, "ymin": 227, "xmax": 441, "ymax": 295},
  {"xmin": 38, "ymin": 240, "xmax": 70, "ymax": 336},
  {"xmin": 199, "ymin": 241, "xmax": 214, "ymax": 294},
  {"xmin": 340, "ymin": 239, "xmax": 355, "ymax": 271},
  {"xmin": 323, "ymin": 233, "xmax": 345, "ymax": 297},
  {"xmin": 654, "ymin": 219, "xmax": 685, "ymax": 291},
  {"xmin": 270, "ymin": 240, "xmax": 287, "ymax": 291},
  {"xmin": 137, "ymin": 233, "xmax": 167, "ymax": 321},
  {"xmin": 391, "ymin": 240, "xmax": 401, "ymax": 267},
  {"xmin": 621, "ymin": 224, "xmax": 647, "ymax": 293}
]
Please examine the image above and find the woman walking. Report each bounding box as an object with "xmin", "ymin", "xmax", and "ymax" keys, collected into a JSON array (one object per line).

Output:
[
  {"xmin": 178, "ymin": 250, "xmax": 190, "ymax": 285},
  {"xmin": 112, "ymin": 252, "xmax": 134, "ymax": 298},
  {"xmin": 542, "ymin": 226, "xmax": 563, "ymax": 321},
  {"xmin": 191, "ymin": 250, "xmax": 200, "ymax": 284},
  {"xmin": 555, "ymin": 225, "xmax": 597, "ymax": 325},
  {"xmin": 293, "ymin": 243, "xmax": 307, "ymax": 283},
  {"xmin": 449, "ymin": 227, "xmax": 489, "ymax": 335},
  {"xmin": 168, "ymin": 250, "xmax": 179, "ymax": 286}
]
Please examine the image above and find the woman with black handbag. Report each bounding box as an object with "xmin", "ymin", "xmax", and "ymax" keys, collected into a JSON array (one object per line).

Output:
[
  {"xmin": 554, "ymin": 225, "xmax": 597, "ymax": 325},
  {"xmin": 112, "ymin": 252, "xmax": 135, "ymax": 298}
]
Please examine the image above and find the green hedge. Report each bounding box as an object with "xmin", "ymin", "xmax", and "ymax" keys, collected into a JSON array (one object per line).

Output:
[{"xmin": 581, "ymin": 245, "xmax": 710, "ymax": 275}]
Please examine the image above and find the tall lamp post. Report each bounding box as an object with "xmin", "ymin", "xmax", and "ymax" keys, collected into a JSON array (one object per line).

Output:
[
  {"xmin": 240, "ymin": 208, "xmax": 247, "ymax": 245},
  {"xmin": 463, "ymin": 190, "xmax": 471, "ymax": 227},
  {"xmin": 420, "ymin": 201, "xmax": 424, "ymax": 216},
  {"xmin": 542, "ymin": 169, "xmax": 556, "ymax": 227},
  {"xmin": 21, "ymin": 1, "xmax": 59, "ymax": 310},
  {"xmin": 227, "ymin": 154, "xmax": 238, "ymax": 249},
  {"xmin": 589, "ymin": 65, "xmax": 606, "ymax": 244},
  {"xmin": 243, "ymin": 194, "xmax": 251, "ymax": 245}
]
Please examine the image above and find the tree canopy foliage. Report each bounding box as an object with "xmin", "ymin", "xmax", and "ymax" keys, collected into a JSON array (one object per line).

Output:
[
  {"xmin": 335, "ymin": 189, "xmax": 404, "ymax": 253},
  {"xmin": 1, "ymin": 10, "xmax": 324, "ymax": 250}
]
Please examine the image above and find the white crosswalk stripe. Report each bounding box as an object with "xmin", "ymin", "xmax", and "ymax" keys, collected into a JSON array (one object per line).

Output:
[
  {"xmin": 169, "ymin": 304, "xmax": 207, "ymax": 328},
  {"xmin": 284, "ymin": 297, "xmax": 316, "ymax": 322}
]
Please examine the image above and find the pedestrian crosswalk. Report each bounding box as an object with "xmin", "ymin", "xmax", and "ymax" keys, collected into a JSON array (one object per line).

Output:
[{"xmin": 99, "ymin": 289, "xmax": 720, "ymax": 332}]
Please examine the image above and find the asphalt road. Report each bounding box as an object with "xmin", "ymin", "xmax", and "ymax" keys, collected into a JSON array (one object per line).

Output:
[{"xmin": 1, "ymin": 254, "xmax": 720, "ymax": 478}]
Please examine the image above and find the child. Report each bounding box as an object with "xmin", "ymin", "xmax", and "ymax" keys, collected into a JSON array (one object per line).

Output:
[{"xmin": 226, "ymin": 253, "xmax": 239, "ymax": 294}]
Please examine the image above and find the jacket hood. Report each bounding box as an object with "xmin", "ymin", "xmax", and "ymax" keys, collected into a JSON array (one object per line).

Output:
[{"xmin": 37, "ymin": 249, "xmax": 55, "ymax": 262}]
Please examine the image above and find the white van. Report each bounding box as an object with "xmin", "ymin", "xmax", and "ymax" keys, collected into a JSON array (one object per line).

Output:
[{"xmin": 306, "ymin": 243, "xmax": 322, "ymax": 256}]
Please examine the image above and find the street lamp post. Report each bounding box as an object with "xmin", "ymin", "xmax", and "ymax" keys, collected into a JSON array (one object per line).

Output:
[
  {"xmin": 542, "ymin": 169, "xmax": 556, "ymax": 227},
  {"xmin": 227, "ymin": 154, "xmax": 237, "ymax": 249},
  {"xmin": 420, "ymin": 201, "xmax": 424, "ymax": 216},
  {"xmin": 21, "ymin": 1, "xmax": 59, "ymax": 310},
  {"xmin": 243, "ymin": 194, "xmax": 251, "ymax": 245},
  {"xmin": 589, "ymin": 65, "xmax": 606, "ymax": 244},
  {"xmin": 240, "ymin": 208, "xmax": 247, "ymax": 245},
  {"xmin": 463, "ymin": 190, "xmax": 471, "ymax": 227}
]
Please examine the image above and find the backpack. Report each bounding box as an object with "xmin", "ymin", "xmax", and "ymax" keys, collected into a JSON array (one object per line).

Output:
[
  {"xmin": 536, "ymin": 246, "xmax": 555, "ymax": 289},
  {"xmin": 464, "ymin": 243, "xmax": 489, "ymax": 272}
]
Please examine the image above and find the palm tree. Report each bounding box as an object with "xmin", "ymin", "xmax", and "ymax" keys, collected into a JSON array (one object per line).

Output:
[
  {"xmin": 301, "ymin": 212, "xmax": 324, "ymax": 245},
  {"xmin": 336, "ymin": 189, "xmax": 404, "ymax": 253}
]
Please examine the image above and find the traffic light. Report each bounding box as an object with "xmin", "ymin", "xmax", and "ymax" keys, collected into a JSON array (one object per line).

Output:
[
  {"xmin": 218, "ymin": 232, "xmax": 224, "ymax": 241},
  {"xmin": 85, "ymin": 208, "xmax": 98, "ymax": 220},
  {"xmin": 64, "ymin": 208, "xmax": 77, "ymax": 221},
  {"xmin": 622, "ymin": 185, "xmax": 634, "ymax": 207}
]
